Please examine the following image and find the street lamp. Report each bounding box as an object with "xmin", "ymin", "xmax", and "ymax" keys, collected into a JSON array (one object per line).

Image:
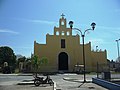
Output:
[
  {"xmin": 116, "ymin": 39, "xmax": 120, "ymax": 58},
  {"xmin": 69, "ymin": 21, "xmax": 96, "ymax": 83},
  {"xmin": 96, "ymin": 46, "xmax": 98, "ymax": 51}
]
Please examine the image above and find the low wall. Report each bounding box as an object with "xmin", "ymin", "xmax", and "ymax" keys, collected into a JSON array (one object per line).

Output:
[{"xmin": 92, "ymin": 78, "xmax": 120, "ymax": 90}]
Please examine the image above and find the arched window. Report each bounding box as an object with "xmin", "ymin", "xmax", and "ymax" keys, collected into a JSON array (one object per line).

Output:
[
  {"xmin": 56, "ymin": 31, "xmax": 59, "ymax": 35},
  {"xmin": 61, "ymin": 31, "xmax": 64, "ymax": 35},
  {"xmin": 67, "ymin": 31, "xmax": 70, "ymax": 36},
  {"xmin": 61, "ymin": 21, "xmax": 64, "ymax": 25}
]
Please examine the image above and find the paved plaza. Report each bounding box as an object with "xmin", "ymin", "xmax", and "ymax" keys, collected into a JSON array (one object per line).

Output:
[
  {"xmin": 0, "ymin": 85, "xmax": 53, "ymax": 90},
  {"xmin": 0, "ymin": 73, "xmax": 109, "ymax": 90}
]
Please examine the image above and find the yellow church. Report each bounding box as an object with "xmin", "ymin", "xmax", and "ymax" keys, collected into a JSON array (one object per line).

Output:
[{"xmin": 34, "ymin": 15, "xmax": 108, "ymax": 72}]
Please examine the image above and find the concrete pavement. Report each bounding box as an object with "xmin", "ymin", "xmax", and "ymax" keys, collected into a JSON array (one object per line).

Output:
[
  {"xmin": 62, "ymin": 77, "xmax": 108, "ymax": 90},
  {"xmin": 0, "ymin": 85, "xmax": 53, "ymax": 90},
  {"xmin": 0, "ymin": 73, "xmax": 109, "ymax": 90}
]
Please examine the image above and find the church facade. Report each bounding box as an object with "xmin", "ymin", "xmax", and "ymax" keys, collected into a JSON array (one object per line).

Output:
[{"xmin": 34, "ymin": 15, "xmax": 108, "ymax": 72}]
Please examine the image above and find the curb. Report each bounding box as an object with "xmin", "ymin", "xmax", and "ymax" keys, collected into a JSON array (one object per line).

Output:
[
  {"xmin": 63, "ymin": 78, "xmax": 92, "ymax": 83},
  {"xmin": 53, "ymin": 81, "xmax": 56, "ymax": 90},
  {"xmin": 17, "ymin": 82, "xmax": 34, "ymax": 85},
  {"xmin": 0, "ymin": 74, "xmax": 19, "ymax": 76},
  {"xmin": 17, "ymin": 79, "xmax": 34, "ymax": 85},
  {"xmin": 17, "ymin": 74, "xmax": 33, "ymax": 76},
  {"xmin": 0, "ymin": 74, "xmax": 33, "ymax": 76}
]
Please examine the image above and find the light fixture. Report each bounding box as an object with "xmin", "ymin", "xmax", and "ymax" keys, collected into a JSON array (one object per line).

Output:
[
  {"xmin": 91, "ymin": 22, "xmax": 96, "ymax": 30},
  {"xmin": 69, "ymin": 21, "xmax": 74, "ymax": 29}
]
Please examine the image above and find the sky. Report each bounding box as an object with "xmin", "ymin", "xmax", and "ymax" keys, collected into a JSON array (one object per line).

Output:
[{"xmin": 0, "ymin": 0, "xmax": 120, "ymax": 61}]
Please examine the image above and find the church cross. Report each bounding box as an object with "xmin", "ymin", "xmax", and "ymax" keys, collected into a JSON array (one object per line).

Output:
[{"xmin": 61, "ymin": 13, "xmax": 65, "ymax": 18}]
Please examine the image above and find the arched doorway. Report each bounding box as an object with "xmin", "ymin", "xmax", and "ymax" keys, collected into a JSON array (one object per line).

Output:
[{"xmin": 58, "ymin": 52, "xmax": 68, "ymax": 70}]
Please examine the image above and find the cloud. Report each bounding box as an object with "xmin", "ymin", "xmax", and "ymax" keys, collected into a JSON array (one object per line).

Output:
[
  {"xmin": 14, "ymin": 46, "xmax": 32, "ymax": 49},
  {"xmin": 97, "ymin": 25, "xmax": 120, "ymax": 35},
  {"xmin": 29, "ymin": 19, "xmax": 57, "ymax": 25},
  {"xmin": 98, "ymin": 25, "xmax": 120, "ymax": 31},
  {"xmin": 89, "ymin": 38, "xmax": 105, "ymax": 45},
  {"xmin": 112, "ymin": 30, "xmax": 120, "ymax": 35},
  {"xmin": 0, "ymin": 29, "xmax": 19, "ymax": 34},
  {"xmin": 88, "ymin": 38, "xmax": 113, "ymax": 45},
  {"xmin": 13, "ymin": 18, "xmax": 57, "ymax": 25}
]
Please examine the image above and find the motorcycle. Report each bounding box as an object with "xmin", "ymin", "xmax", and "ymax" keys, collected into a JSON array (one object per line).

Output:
[{"xmin": 33, "ymin": 74, "xmax": 53, "ymax": 86}]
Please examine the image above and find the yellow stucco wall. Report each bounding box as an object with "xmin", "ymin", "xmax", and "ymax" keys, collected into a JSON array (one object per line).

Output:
[{"xmin": 34, "ymin": 16, "xmax": 108, "ymax": 72}]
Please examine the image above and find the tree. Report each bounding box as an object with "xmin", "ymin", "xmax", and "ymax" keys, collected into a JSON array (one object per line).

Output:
[
  {"xmin": 17, "ymin": 56, "xmax": 26, "ymax": 63},
  {"xmin": 38, "ymin": 57, "xmax": 48, "ymax": 66},
  {"xmin": 31, "ymin": 55, "xmax": 48, "ymax": 72},
  {"xmin": 31, "ymin": 55, "xmax": 38, "ymax": 72},
  {"xmin": 25, "ymin": 58, "xmax": 32, "ymax": 72},
  {"xmin": 0, "ymin": 46, "xmax": 16, "ymax": 72}
]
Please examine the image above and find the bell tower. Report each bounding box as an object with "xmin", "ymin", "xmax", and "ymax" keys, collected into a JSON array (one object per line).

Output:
[
  {"xmin": 54, "ymin": 14, "xmax": 72, "ymax": 36},
  {"xmin": 59, "ymin": 13, "xmax": 66, "ymax": 28}
]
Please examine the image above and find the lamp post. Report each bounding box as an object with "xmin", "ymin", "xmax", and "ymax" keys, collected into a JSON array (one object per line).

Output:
[
  {"xmin": 69, "ymin": 21, "xmax": 96, "ymax": 83},
  {"xmin": 116, "ymin": 39, "xmax": 120, "ymax": 58},
  {"xmin": 96, "ymin": 46, "xmax": 98, "ymax": 51}
]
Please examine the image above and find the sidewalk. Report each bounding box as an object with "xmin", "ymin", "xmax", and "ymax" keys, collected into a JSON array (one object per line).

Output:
[
  {"xmin": 0, "ymin": 73, "xmax": 33, "ymax": 76},
  {"xmin": 16, "ymin": 74, "xmax": 108, "ymax": 90},
  {"xmin": 63, "ymin": 77, "xmax": 92, "ymax": 83},
  {"xmin": 63, "ymin": 77, "xmax": 108, "ymax": 90}
]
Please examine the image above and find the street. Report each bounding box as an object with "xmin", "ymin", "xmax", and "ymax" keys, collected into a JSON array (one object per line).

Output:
[
  {"xmin": 0, "ymin": 74, "xmax": 53, "ymax": 90},
  {"xmin": 0, "ymin": 73, "xmax": 109, "ymax": 90},
  {"xmin": 0, "ymin": 85, "xmax": 53, "ymax": 90}
]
